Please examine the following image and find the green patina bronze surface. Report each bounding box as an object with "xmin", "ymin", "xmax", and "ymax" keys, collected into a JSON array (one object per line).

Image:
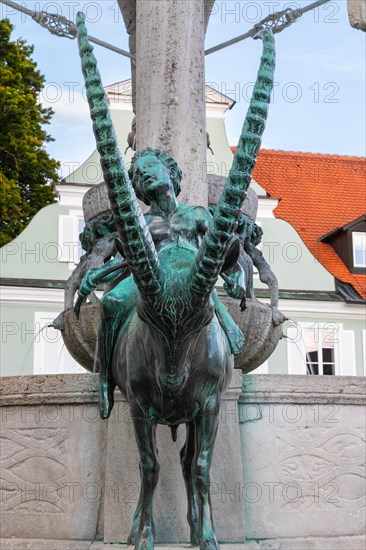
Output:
[{"xmin": 76, "ymin": 12, "xmax": 275, "ymax": 550}]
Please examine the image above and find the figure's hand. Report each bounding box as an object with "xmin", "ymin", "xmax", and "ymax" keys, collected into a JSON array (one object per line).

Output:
[
  {"xmin": 223, "ymin": 280, "xmax": 246, "ymax": 301},
  {"xmin": 78, "ymin": 269, "xmax": 99, "ymax": 299},
  {"xmin": 74, "ymin": 269, "xmax": 100, "ymax": 318},
  {"xmin": 222, "ymin": 271, "xmax": 246, "ymax": 301},
  {"xmin": 272, "ymin": 307, "xmax": 287, "ymax": 326},
  {"xmin": 74, "ymin": 296, "xmax": 84, "ymax": 319}
]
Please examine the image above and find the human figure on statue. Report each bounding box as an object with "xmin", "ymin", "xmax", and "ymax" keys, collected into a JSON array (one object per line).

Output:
[{"xmin": 77, "ymin": 148, "xmax": 247, "ymax": 418}]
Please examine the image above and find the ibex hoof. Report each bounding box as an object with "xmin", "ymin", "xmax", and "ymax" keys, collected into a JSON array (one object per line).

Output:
[
  {"xmin": 135, "ymin": 526, "xmax": 154, "ymax": 550},
  {"xmin": 200, "ymin": 538, "xmax": 220, "ymax": 550}
]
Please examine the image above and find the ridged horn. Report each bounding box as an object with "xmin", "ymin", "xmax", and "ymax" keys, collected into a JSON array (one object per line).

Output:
[
  {"xmin": 76, "ymin": 12, "xmax": 161, "ymax": 298},
  {"xmin": 190, "ymin": 28, "xmax": 275, "ymax": 299}
]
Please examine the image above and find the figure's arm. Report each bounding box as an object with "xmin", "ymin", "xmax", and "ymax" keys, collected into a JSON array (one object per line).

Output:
[
  {"xmin": 222, "ymin": 263, "xmax": 246, "ymax": 302},
  {"xmin": 245, "ymin": 241, "xmax": 285, "ymax": 325},
  {"xmin": 77, "ymin": 255, "xmax": 127, "ymax": 298},
  {"xmin": 74, "ymin": 254, "xmax": 129, "ymax": 317},
  {"xmin": 245, "ymin": 242, "xmax": 278, "ymax": 308}
]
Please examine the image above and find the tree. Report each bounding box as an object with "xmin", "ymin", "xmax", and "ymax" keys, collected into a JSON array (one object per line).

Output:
[{"xmin": 0, "ymin": 19, "xmax": 59, "ymax": 247}]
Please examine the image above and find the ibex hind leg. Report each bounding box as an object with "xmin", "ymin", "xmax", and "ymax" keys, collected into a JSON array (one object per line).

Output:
[
  {"xmin": 127, "ymin": 477, "xmax": 142, "ymax": 545},
  {"xmin": 180, "ymin": 422, "xmax": 199, "ymax": 545},
  {"xmin": 130, "ymin": 406, "xmax": 159, "ymax": 550},
  {"xmin": 193, "ymin": 394, "xmax": 220, "ymax": 550}
]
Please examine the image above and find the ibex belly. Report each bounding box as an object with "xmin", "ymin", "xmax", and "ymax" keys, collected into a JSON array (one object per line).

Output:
[{"xmin": 112, "ymin": 315, "xmax": 233, "ymax": 424}]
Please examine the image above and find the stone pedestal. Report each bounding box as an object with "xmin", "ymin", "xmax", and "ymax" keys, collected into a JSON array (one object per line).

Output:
[
  {"xmin": 104, "ymin": 369, "xmax": 245, "ymax": 543},
  {"xmin": 0, "ymin": 372, "xmax": 246, "ymax": 546},
  {"xmin": 1, "ymin": 374, "xmax": 365, "ymax": 549},
  {"xmin": 136, "ymin": 0, "xmax": 208, "ymax": 206},
  {"xmin": 0, "ymin": 543, "xmax": 258, "ymax": 550},
  {"xmin": 0, "ymin": 375, "xmax": 107, "ymax": 542},
  {"xmin": 239, "ymin": 375, "xmax": 366, "ymax": 549}
]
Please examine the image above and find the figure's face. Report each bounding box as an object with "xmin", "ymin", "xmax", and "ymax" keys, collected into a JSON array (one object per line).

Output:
[{"xmin": 134, "ymin": 154, "xmax": 174, "ymax": 200}]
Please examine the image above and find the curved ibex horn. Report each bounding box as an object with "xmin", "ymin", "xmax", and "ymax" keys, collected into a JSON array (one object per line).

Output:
[
  {"xmin": 190, "ymin": 28, "xmax": 275, "ymax": 299},
  {"xmin": 76, "ymin": 12, "xmax": 161, "ymax": 299}
]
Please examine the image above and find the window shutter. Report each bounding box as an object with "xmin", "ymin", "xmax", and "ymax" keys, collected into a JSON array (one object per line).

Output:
[
  {"xmin": 34, "ymin": 313, "xmax": 86, "ymax": 374},
  {"xmin": 60, "ymin": 345, "xmax": 86, "ymax": 374},
  {"xmin": 58, "ymin": 215, "xmax": 77, "ymax": 262},
  {"xmin": 33, "ymin": 313, "xmax": 61, "ymax": 375},
  {"xmin": 287, "ymin": 326, "xmax": 306, "ymax": 375},
  {"xmin": 338, "ymin": 330, "xmax": 356, "ymax": 376}
]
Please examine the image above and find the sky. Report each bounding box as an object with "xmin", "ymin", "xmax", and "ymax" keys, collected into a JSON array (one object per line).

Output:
[{"xmin": 1, "ymin": 0, "xmax": 365, "ymax": 179}]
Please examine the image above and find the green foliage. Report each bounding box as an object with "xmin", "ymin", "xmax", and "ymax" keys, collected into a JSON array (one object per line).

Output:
[{"xmin": 0, "ymin": 19, "xmax": 59, "ymax": 247}]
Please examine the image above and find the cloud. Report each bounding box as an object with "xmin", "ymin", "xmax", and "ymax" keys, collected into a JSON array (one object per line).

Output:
[
  {"xmin": 40, "ymin": 89, "xmax": 90, "ymax": 126},
  {"xmin": 283, "ymin": 52, "xmax": 365, "ymax": 76},
  {"xmin": 38, "ymin": 89, "xmax": 95, "ymax": 174}
]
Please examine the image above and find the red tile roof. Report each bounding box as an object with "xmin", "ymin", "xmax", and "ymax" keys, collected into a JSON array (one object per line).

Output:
[{"xmin": 233, "ymin": 148, "xmax": 366, "ymax": 299}]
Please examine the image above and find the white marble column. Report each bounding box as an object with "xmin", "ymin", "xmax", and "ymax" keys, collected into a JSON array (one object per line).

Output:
[
  {"xmin": 347, "ymin": 0, "xmax": 366, "ymax": 31},
  {"xmin": 135, "ymin": 0, "xmax": 208, "ymax": 206}
]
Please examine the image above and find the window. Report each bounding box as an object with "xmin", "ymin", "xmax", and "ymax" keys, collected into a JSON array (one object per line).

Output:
[
  {"xmin": 353, "ymin": 232, "xmax": 366, "ymax": 267},
  {"xmin": 33, "ymin": 312, "xmax": 87, "ymax": 374},
  {"xmin": 286, "ymin": 322, "xmax": 356, "ymax": 376},
  {"xmin": 58, "ymin": 211, "xmax": 85, "ymax": 268},
  {"xmin": 303, "ymin": 325, "xmax": 336, "ymax": 375}
]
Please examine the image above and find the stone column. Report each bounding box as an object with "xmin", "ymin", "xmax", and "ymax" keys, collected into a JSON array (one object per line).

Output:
[
  {"xmin": 135, "ymin": 0, "xmax": 208, "ymax": 206},
  {"xmin": 118, "ymin": 0, "xmax": 215, "ymax": 115},
  {"xmin": 118, "ymin": 1, "xmax": 137, "ymax": 111},
  {"xmin": 347, "ymin": 0, "xmax": 366, "ymax": 31}
]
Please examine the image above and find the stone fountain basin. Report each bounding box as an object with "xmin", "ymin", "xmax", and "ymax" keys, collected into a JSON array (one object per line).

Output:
[
  {"xmin": 62, "ymin": 298, "xmax": 283, "ymax": 374},
  {"xmin": 220, "ymin": 296, "xmax": 283, "ymax": 372},
  {"xmin": 62, "ymin": 305, "xmax": 100, "ymax": 372}
]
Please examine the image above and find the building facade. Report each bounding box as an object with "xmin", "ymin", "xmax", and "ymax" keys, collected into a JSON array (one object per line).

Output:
[{"xmin": 1, "ymin": 81, "xmax": 365, "ymax": 377}]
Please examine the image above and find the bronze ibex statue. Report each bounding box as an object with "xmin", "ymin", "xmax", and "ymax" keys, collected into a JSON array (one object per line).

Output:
[{"xmin": 76, "ymin": 12, "xmax": 275, "ymax": 550}]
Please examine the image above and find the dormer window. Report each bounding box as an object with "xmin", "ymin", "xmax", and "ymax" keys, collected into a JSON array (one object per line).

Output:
[
  {"xmin": 319, "ymin": 214, "xmax": 366, "ymax": 276},
  {"xmin": 353, "ymin": 232, "xmax": 366, "ymax": 268}
]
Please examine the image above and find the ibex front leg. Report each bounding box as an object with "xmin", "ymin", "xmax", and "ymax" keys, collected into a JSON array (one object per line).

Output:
[
  {"xmin": 193, "ymin": 394, "xmax": 220, "ymax": 550},
  {"xmin": 130, "ymin": 406, "xmax": 159, "ymax": 550},
  {"xmin": 180, "ymin": 422, "xmax": 199, "ymax": 545}
]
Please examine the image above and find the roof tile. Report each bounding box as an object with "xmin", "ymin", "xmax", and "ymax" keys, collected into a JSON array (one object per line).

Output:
[{"xmin": 234, "ymin": 149, "xmax": 366, "ymax": 299}]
